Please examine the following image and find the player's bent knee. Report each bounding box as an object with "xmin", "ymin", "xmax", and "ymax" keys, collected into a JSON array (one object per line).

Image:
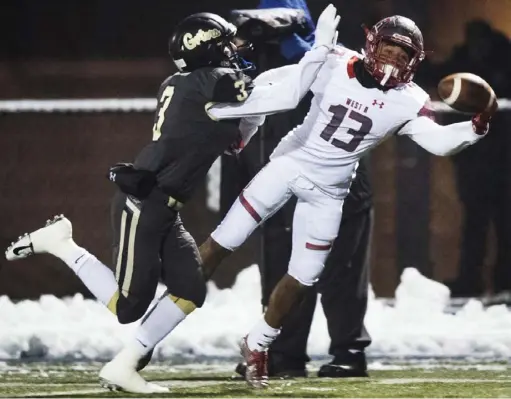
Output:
[
  {"xmin": 169, "ymin": 294, "xmax": 200, "ymax": 315},
  {"xmin": 192, "ymin": 281, "xmax": 207, "ymax": 308},
  {"xmin": 168, "ymin": 291, "xmax": 204, "ymax": 314},
  {"xmin": 182, "ymin": 284, "xmax": 207, "ymax": 310},
  {"xmin": 116, "ymin": 294, "xmax": 153, "ymax": 324},
  {"xmin": 167, "ymin": 272, "xmax": 207, "ymax": 310},
  {"xmin": 211, "ymin": 199, "xmax": 259, "ymax": 251},
  {"xmin": 196, "ymin": 286, "xmax": 207, "ymax": 308},
  {"xmin": 117, "ymin": 306, "xmax": 146, "ymax": 324}
]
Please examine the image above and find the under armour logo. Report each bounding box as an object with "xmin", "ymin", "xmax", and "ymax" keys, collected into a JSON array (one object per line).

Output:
[
  {"xmin": 372, "ymin": 100, "xmax": 385, "ymax": 108},
  {"xmin": 109, "ymin": 172, "xmax": 116, "ymax": 182}
]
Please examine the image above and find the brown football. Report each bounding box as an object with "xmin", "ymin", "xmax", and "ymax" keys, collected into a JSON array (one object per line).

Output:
[{"xmin": 437, "ymin": 73, "xmax": 495, "ymax": 113}]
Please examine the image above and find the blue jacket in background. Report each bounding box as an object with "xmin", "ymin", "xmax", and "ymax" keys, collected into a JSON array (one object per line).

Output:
[{"xmin": 257, "ymin": 0, "xmax": 315, "ymax": 62}]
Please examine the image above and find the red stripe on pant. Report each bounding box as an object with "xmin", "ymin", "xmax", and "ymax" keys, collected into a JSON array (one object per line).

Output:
[
  {"xmin": 239, "ymin": 191, "xmax": 262, "ymax": 223},
  {"xmin": 305, "ymin": 242, "xmax": 332, "ymax": 251}
]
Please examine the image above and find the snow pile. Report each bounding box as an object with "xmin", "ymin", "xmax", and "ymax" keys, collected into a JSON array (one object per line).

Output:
[{"xmin": 1, "ymin": 266, "xmax": 510, "ymax": 361}]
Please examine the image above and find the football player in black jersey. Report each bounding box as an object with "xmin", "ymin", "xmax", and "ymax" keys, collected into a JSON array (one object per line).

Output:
[{"xmin": 6, "ymin": 6, "xmax": 340, "ymax": 393}]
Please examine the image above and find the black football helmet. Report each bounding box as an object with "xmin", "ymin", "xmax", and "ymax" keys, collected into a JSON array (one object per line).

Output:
[
  {"xmin": 169, "ymin": 12, "xmax": 251, "ymax": 72},
  {"xmin": 363, "ymin": 16, "xmax": 425, "ymax": 87}
]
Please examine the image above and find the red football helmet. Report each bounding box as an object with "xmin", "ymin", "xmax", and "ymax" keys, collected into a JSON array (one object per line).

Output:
[{"xmin": 363, "ymin": 16, "xmax": 425, "ymax": 87}]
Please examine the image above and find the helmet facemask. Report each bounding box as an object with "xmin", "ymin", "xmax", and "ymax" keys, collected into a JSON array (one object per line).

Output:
[{"xmin": 216, "ymin": 37, "xmax": 255, "ymax": 72}]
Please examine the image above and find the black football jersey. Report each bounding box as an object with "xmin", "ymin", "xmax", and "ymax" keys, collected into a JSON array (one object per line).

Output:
[{"xmin": 134, "ymin": 67, "xmax": 254, "ymax": 202}]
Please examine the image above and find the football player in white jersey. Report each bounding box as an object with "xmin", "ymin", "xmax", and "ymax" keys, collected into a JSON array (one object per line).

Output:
[{"xmin": 198, "ymin": 15, "xmax": 498, "ymax": 388}]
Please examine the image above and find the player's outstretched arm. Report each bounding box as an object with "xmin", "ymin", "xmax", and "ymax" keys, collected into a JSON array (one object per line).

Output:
[
  {"xmin": 398, "ymin": 101, "xmax": 497, "ymax": 156},
  {"xmin": 207, "ymin": 4, "xmax": 340, "ymax": 120},
  {"xmin": 207, "ymin": 47, "xmax": 328, "ymax": 119}
]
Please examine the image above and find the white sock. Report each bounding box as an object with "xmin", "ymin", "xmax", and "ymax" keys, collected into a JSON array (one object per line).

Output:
[
  {"xmin": 120, "ymin": 339, "xmax": 149, "ymax": 361},
  {"xmin": 134, "ymin": 295, "xmax": 186, "ymax": 352},
  {"xmin": 50, "ymin": 239, "xmax": 118, "ymax": 306},
  {"xmin": 246, "ymin": 318, "xmax": 280, "ymax": 352},
  {"xmin": 73, "ymin": 253, "xmax": 118, "ymax": 306},
  {"xmin": 51, "ymin": 239, "xmax": 89, "ymax": 272}
]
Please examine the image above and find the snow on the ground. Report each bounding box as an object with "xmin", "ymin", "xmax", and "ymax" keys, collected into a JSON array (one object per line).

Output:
[{"xmin": 0, "ymin": 266, "xmax": 511, "ymax": 361}]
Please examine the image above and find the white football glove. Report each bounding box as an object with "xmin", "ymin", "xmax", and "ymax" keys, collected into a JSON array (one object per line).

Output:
[{"xmin": 314, "ymin": 4, "xmax": 340, "ymax": 48}]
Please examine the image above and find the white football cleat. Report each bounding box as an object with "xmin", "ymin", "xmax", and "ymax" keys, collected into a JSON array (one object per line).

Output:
[
  {"xmin": 99, "ymin": 346, "xmax": 169, "ymax": 394},
  {"xmin": 5, "ymin": 215, "xmax": 73, "ymax": 261}
]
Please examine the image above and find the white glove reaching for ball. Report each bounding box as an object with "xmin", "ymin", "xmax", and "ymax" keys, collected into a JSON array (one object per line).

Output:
[{"xmin": 314, "ymin": 4, "xmax": 340, "ymax": 48}]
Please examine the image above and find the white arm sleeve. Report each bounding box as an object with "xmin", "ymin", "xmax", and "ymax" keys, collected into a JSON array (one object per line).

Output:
[
  {"xmin": 206, "ymin": 46, "xmax": 330, "ymax": 120},
  {"xmin": 238, "ymin": 116, "xmax": 265, "ymax": 146},
  {"xmin": 399, "ymin": 116, "xmax": 485, "ymax": 156},
  {"xmin": 252, "ymin": 65, "xmax": 296, "ymax": 86}
]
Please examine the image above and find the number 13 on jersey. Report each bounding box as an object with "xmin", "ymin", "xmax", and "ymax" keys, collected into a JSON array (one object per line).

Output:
[
  {"xmin": 152, "ymin": 86, "xmax": 175, "ymax": 141},
  {"xmin": 320, "ymin": 105, "xmax": 373, "ymax": 152}
]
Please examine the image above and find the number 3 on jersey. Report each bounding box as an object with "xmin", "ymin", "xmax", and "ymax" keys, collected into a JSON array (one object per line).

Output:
[
  {"xmin": 152, "ymin": 86, "xmax": 175, "ymax": 141},
  {"xmin": 234, "ymin": 80, "xmax": 248, "ymax": 101},
  {"xmin": 320, "ymin": 105, "xmax": 373, "ymax": 152}
]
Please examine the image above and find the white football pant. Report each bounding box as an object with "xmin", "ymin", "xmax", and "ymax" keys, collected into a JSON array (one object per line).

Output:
[{"xmin": 211, "ymin": 155, "xmax": 343, "ymax": 286}]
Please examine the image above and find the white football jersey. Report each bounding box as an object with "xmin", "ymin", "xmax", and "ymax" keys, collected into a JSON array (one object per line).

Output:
[{"xmin": 271, "ymin": 46, "xmax": 430, "ymax": 198}]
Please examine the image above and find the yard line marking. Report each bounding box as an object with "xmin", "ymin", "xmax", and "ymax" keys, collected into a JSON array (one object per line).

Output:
[{"xmin": 377, "ymin": 378, "xmax": 511, "ymax": 384}]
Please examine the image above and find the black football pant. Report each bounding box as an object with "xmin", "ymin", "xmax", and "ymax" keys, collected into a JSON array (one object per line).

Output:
[{"xmin": 110, "ymin": 190, "xmax": 206, "ymax": 324}]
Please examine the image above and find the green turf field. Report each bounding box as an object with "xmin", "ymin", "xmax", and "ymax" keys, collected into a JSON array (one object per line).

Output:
[{"xmin": 1, "ymin": 362, "xmax": 510, "ymax": 398}]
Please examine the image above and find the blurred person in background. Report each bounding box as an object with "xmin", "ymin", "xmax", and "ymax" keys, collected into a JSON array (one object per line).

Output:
[
  {"xmin": 439, "ymin": 20, "xmax": 511, "ymax": 297},
  {"xmin": 221, "ymin": 0, "xmax": 373, "ymax": 379}
]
